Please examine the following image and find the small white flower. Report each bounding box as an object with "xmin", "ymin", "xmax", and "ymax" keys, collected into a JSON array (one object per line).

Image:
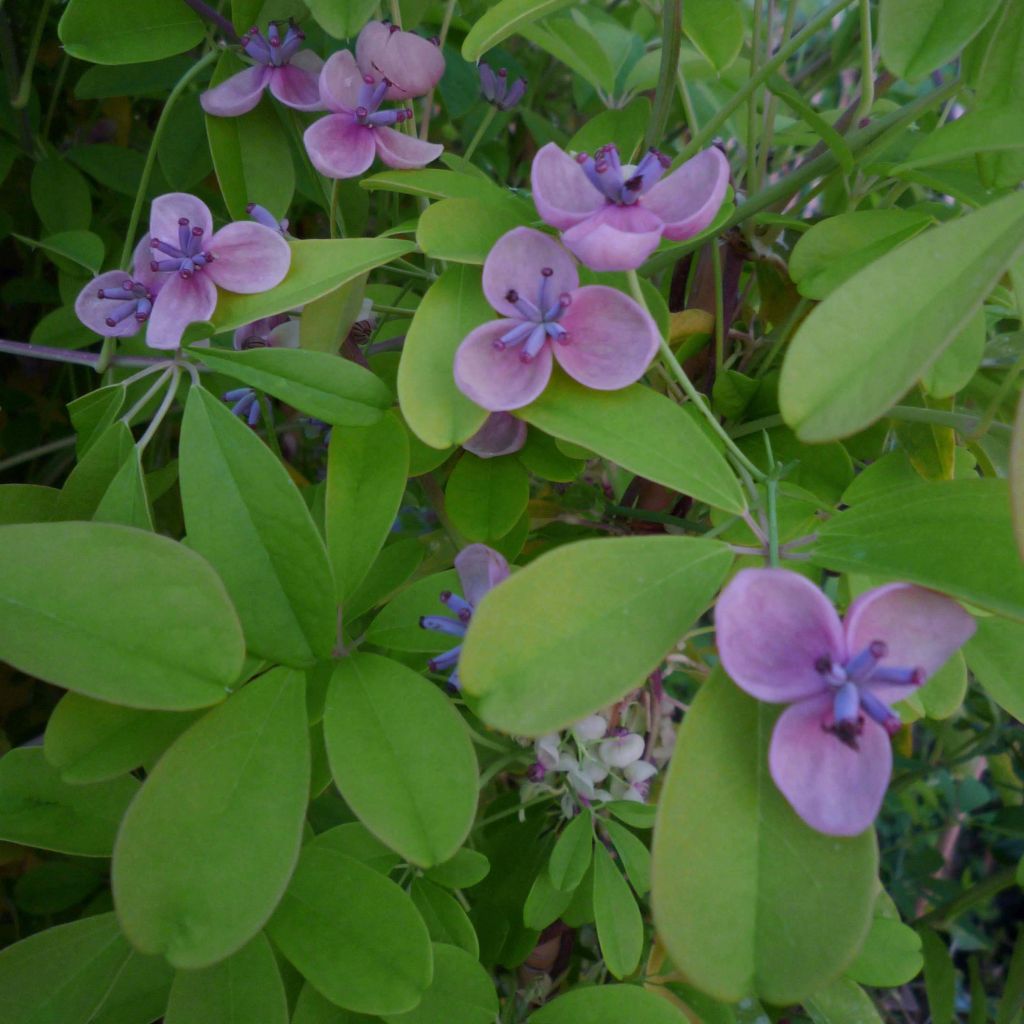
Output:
[
  {"xmin": 573, "ymin": 714, "xmax": 608, "ymax": 742},
  {"xmin": 598, "ymin": 733, "xmax": 645, "ymax": 769},
  {"xmin": 625, "ymin": 759, "xmax": 657, "ymax": 784},
  {"xmin": 535, "ymin": 734, "xmax": 562, "ymax": 770},
  {"xmin": 579, "ymin": 755, "xmax": 609, "ymax": 785}
]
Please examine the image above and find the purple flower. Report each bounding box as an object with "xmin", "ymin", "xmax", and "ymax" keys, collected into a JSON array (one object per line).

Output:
[
  {"xmin": 463, "ymin": 412, "xmax": 527, "ymax": 458},
  {"xmin": 715, "ymin": 568, "xmax": 976, "ymax": 837},
  {"xmin": 74, "ymin": 238, "xmax": 163, "ymax": 338},
  {"xmin": 355, "ymin": 20, "xmax": 445, "ymax": 101},
  {"xmin": 247, "ymin": 203, "xmax": 289, "ymax": 236},
  {"xmin": 200, "ymin": 20, "xmax": 323, "ymax": 117},
  {"xmin": 419, "ymin": 544, "xmax": 510, "ymax": 689},
  {"xmin": 303, "ymin": 50, "xmax": 444, "ymax": 180},
  {"xmin": 453, "ymin": 227, "xmax": 660, "ymax": 412},
  {"xmin": 530, "ymin": 142, "xmax": 730, "ymax": 272},
  {"xmin": 478, "ymin": 63, "xmax": 526, "ymax": 111},
  {"xmin": 233, "ymin": 313, "xmax": 299, "ymax": 350}
]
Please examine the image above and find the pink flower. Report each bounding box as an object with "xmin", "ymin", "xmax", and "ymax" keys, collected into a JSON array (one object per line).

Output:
[
  {"xmin": 715, "ymin": 568, "xmax": 976, "ymax": 837},
  {"xmin": 453, "ymin": 227, "xmax": 660, "ymax": 412},
  {"xmin": 462, "ymin": 412, "xmax": 527, "ymax": 458},
  {"xmin": 200, "ymin": 20, "xmax": 323, "ymax": 116},
  {"xmin": 530, "ymin": 142, "xmax": 730, "ymax": 272},
  {"xmin": 355, "ymin": 20, "xmax": 445, "ymax": 101},
  {"xmin": 303, "ymin": 50, "xmax": 443, "ymax": 179},
  {"xmin": 74, "ymin": 238, "xmax": 163, "ymax": 338}
]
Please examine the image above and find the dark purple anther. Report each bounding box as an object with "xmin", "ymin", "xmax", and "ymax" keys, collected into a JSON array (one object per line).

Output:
[
  {"xmin": 492, "ymin": 266, "xmax": 570, "ymax": 361},
  {"xmin": 478, "ymin": 62, "xmax": 527, "ymax": 111},
  {"xmin": 578, "ymin": 144, "xmax": 671, "ymax": 206},
  {"xmin": 243, "ymin": 19, "xmax": 305, "ymax": 68},
  {"xmin": 149, "ymin": 216, "xmax": 214, "ymax": 279},
  {"xmin": 95, "ymin": 278, "xmax": 154, "ymax": 326}
]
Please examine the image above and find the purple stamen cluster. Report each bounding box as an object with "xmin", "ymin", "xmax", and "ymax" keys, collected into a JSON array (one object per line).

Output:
[
  {"xmin": 242, "ymin": 20, "xmax": 305, "ymax": 67},
  {"xmin": 575, "ymin": 144, "xmax": 671, "ymax": 206},
  {"xmin": 355, "ymin": 73, "xmax": 412, "ymax": 127},
  {"xmin": 494, "ymin": 266, "xmax": 571, "ymax": 363},
  {"xmin": 95, "ymin": 278, "xmax": 154, "ymax": 327},
  {"xmin": 247, "ymin": 202, "xmax": 289, "ymax": 236},
  {"xmin": 478, "ymin": 63, "xmax": 527, "ymax": 111},
  {"xmin": 223, "ymin": 388, "xmax": 262, "ymax": 426},
  {"xmin": 419, "ymin": 590, "xmax": 474, "ymax": 689},
  {"xmin": 150, "ymin": 217, "xmax": 214, "ymax": 279}
]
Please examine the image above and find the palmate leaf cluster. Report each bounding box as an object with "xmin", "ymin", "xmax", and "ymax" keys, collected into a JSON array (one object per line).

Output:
[{"xmin": 0, "ymin": 1, "xmax": 1023, "ymax": 1023}]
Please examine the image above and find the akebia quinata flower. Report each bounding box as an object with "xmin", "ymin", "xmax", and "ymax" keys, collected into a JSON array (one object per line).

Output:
[
  {"xmin": 200, "ymin": 21, "xmax": 323, "ymax": 116},
  {"xmin": 355, "ymin": 20, "xmax": 445, "ymax": 101},
  {"xmin": 715, "ymin": 568, "xmax": 976, "ymax": 837},
  {"xmin": 530, "ymin": 142, "xmax": 730, "ymax": 272},
  {"xmin": 303, "ymin": 51, "xmax": 444, "ymax": 179},
  {"xmin": 453, "ymin": 227, "xmax": 660, "ymax": 412},
  {"xmin": 419, "ymin": 544, "xmax": 509, "ymax": 689},
  {"xmin": 74, "ymin": 239, "xmax": 162, "ymax": 339},
  {"xmin": 478, "ymin": 63, "xmax": 527, "ymax": 111}
]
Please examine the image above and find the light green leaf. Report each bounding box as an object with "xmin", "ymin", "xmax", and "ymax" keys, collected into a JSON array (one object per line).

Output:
[
  {"xmin": 345, "ymin": 537, "xmax": 426, "ymax": 622},
  {"xmin": 0, "ymin": 521, "xmax": 243, "ymax": 709},
  {"xmin": 920, "ymin": 930, "xmax": 956, "ymax": 1024},
  {"xmin": 381, "ymin": 943, "xmax": 497, "ymax": 1024},
  {"xmin": 362, "ymin": 169, "xmax": 513, "ymax": 203},
  {"xmin": 293, "ymin": 982, "xmax": 377, "ymax": 1023},
  {"xmin": 898, "ymin": 106, "xmax": 1024, "ymax": 171},
  {"xmin": 682, "ymin": 0, "xmax": 744, "ymax": 71},
  {"xmin": 305, "ymin": 0, "xmax": 378, "ymax": 37},
  {"xmin": 1012, "ymin": 390, "xmax": 1024, "ymax": 561},
  {"xmin": 604, "ymin": 819, "xmax": 651, "ymax": 896},
  {"xmin": 846, "ymin": 916, "xmax": 923, "ymax": 988},
  {"xmin": 520, "ymin": 18, "xmax": 616, "ymax": 95},
  {"xmin": 446, "ymin": 454, "xmax": 530, "ymax": 542},
  {"xmin": 416, "ymin": 197, "xmax": 532, "ymax": 265},
  {"xmin": 410, "ymin": 878, "xmax": 481, "ymax": 957},
  {"xmin": 56, "ymin": 421, "xmax": 135, "ymax": 521},
  {"xmin": 312, "ymin": 822, "xmax": 404, "ymax": 876},
  {"xmin": 523, "ymin": 869, "xmax": 574, "ymax": 930},
  {"xmin": 806, "ymin": 977, "xmax": 884, "ymax": 1024},
  {"xmin": 365, "ymin": 569, "xmax": 461, "ymax": 653},
  {"xmin": 59, "ymin": 0, "xmax": 205, "ymax": 63},
  {"xmin": 14, "ymin": 230, "xmax": 104, "ymax": 274},
  {"xmin": 425, "ymin": 848, "xmax": 491, "ymax": 890},
  {"xmin": 113, "ymin": 668, "xmax": 310, "ymax": 968},
  {"xmin": 780, "ymin": 191, "xmax": 1024, "ymax": 441},
  {"xmin": 549, "ymin": 810, "xmax": 594, "ymax": 892},
  {"xmin": 592, "ymin": 842, "xmax": 643, "ymax": 979},
  {"xmin": 460, "ymin": 536, "xmax": 732, "ymax": 735},
  {"xmin": 964, "ymin": 615, "xmax": 1024, "ymax": 721},
  {"xmin": 0, "ymin": 484, "xmax": 59, "ymax": 525},
  {"xmin": 461, "ymin": 0, "xmax": 575, "ymax": 61},
  {"xmin": 652, "ymin": 672, "xmax": 877, "ymax": 1005},
  {"xmin": 921, "ymin": 310, "xmax": 986, "ymax": 398},
  {"xmin": 300, "ymin": 275, "xmax": 368, "ymax": 353},
  {"xmin": 93, "ymin": 450, "xmax": 153, "ymax": 530},
  {"xmin": 68, "ymin": 384, "xmax": 126, "ymax": 456},
  {"xmin": 324, "ymin": 654, "xmax": 478, "ymax": 867},
  {"xmin": 0, "ymin": 748, "xmax": 138, "ymax": 856},
  {"xmin": 766, "ymin": 73, "xmax": 854, "ymax": 177},
  {"xmin": 519, "ymin": 373, "xmax": 745, "ymax": 514},
  {"xmin": 529, "ymin": 985, "xmax": 689, "ymax": 1024},
  {"xmin": 180, "ymin": 387, "xmax": 337, "ymax": 666},
  {"xmin": 567, "ymin": 98, "xmax": 652, "ymax": 161}
]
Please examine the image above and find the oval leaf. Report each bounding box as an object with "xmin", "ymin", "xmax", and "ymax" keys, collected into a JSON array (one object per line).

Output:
[
  {"xmin": 446, "ymin": 454, "xmax": 530, "ymax": 542},
  {"xmin": 593, "ymin": 842, "xmax": 643, "ymax": 980},
  {"xmin": 417, "ymin": 197, "xmax": 532, "ymax": 265},
  {"xmin": 381, "ymin": 943, "xmax": 497, "ymax": 1024},
  {"xmin": 59, "ymin": 0, "xmax": 204, "ymax": 64},
  {"xmin": 529, "ymin": 985, "xmax": 689, "ymax": 1024},
  {"xmin": 461, "ymin": 0, "xmax": 575, "ymax": 60}
]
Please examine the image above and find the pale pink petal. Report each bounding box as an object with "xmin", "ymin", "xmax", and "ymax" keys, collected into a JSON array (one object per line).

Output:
[
  {"xmin": 553, "ymin": 285, "xmax": 659, "ymax": 391},
  {"xmin": 74, "ymin": 271, "xmax": 145, "ymax": 338},
  {"xmin": 303, "ymin": 113, "xmax": 376, "ymax": 179},
  {"xmin": 453, "ymin": 319, "xmax": 554, "ymax": 412},
  {"xmin": 206, "ymin": 222, "xmax": 291, "ymax": 293},
  {"xmin": 144, "ymin": 273, "xmax": 217, "ymax": 350},
  {"xmin": 199, "ymin": 65, "xmax": 270, "ymax": 117},
  {"xmin": 268, "ymin": 58, "xmax": 323, "ymax": 111},
  {"xmin": 769, "ymin": 694, "xmax": 892, "ymax": 836},
  {"xmin": 319, "ymin": 49, "xmax": 363, "ymax": 112},
  {"xmin": 844, "ymin": 583, "xmax": 976, "ymax": 703},
  {"xmin": 149, "ymin": 193, "xmax": 213, "ymax": 248},
  {"xmin": 356, "ymin": 21, "xmax": 445, "ymax": 100},
  {"xmin": 716, "ymin": 568, "xmax": 844, "ymax": 703},
  {"xmin": 642, "ymin": 147, "xmax": 730, "ymax": 241},
  {"xmin": 463, "ymin": 412, "xmax": 527, "ymax": 458},
  {"xmin": 561, "ymin": 204, "xmax": 664, "ymax": 272},
  {"xmin": 530, "ymin": 143, "xmax": 605, "ymax": 230},
  {"xmin": 373, "ymin": 127, "xmax": 443, "ymax": 170},
  {"xmin": 482, "ymin": 227, "xmax": 579, "ymax": 318},
  {"xmin": 455, "ymin": 543, "xmax": 510, "ymax": 607},
  {"xmin": 267, "ymin": 319, "xmax": 301, "ymax": 348},
  {"xmin": 131, "ymin": 236, "xmax": 162, "ymax": 296}
]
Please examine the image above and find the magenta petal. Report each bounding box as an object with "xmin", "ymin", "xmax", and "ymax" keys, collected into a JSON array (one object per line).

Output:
[
  {"xmin": 303, "ymin": 113, "xmax": 376, "ymax": 179},
  {"xmin": 554, "ymin": 285, "xmax": 659, "ymax": 391},
  {"xmin": 482, "ymin": 227, "xmax": 579, "ymax": 318},
  {"xmin": 454, "ymin": 319, "xmax": 554, "ymax": 412},
  {"xmin": 199, "ymin": 65, "xmax": 270, "ymax": 117},
  {"xmin": 268, "ymin": 58, "xmax": 323, "ymax": 111},
  {"xmin": 716, "ymin": 568, "xmax": 844, "ymax": 703},
  {"xmin": 769, "ymin": 695, "xmax": 892, "ymax": 836},
  {"xmin": 455, "ymin": 543, "xmax": 510, "ymax": 607},
  {"xmin": 561, "ymin": 204, "xmax": 664, "ymax": 272},
  {"xmin": 150, "ymin": 193, "xmax": 213, "ymax": 248},
  {"xmin": 643, "ymin": 147, "xmax": 730, "ymax": 241},
  {"xmin": 144, "ymin": 273, "xmax": 217, "ymax": 350},
  {"xmin": 74, "ymin": 271, "xmax": 144, "ymax": 338},
  {"xmin": 319, "ymin": 50, "xmax": 363, "ymax": 112},
  {"xmin": 206, "ymin": 222, "xmax": 291, "ymax": 293},
  {"xmin": 356, "ymin": 21, "xmax": 445, "ymax": 100},
  {"xmin": 463, "ymin": 412, "xmax": 527, "ymax": 458},
  {"xmin": 373, "ymin": 127, "xmax": 443, "ymax": 170},
  {"xmin": 530, "ymin": 143, "xmax": 604, "ymax": 230}
]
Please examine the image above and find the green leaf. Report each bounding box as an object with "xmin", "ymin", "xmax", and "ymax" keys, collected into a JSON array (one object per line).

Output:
[
  {"xmin": 897, "ymin": 651, "xmax": 968, "ymax": 721},
  {"xmin": 300, "ymin": 275, "xmax": 368, "ymax": 353},
  {"xmin": 567, "ymin": 98, "xmax": 652, "ymax": 161},
  {"xmin": 519, "ymin": 374, "xmax": 745, "ymax": 514},
  {"xmin": 879, "ymin": 0, "xmax": 1001, "ymax": 81},
  {"xmin": 812, "ymin": 480, "xmax": 1024, "ymax": 621},
  {"xmin": 920, "ymin": 930, "xmax": 956, "ymax": 1024},
  {"xmin": 964, "ymin": 615, "xmax": 1024, "ymax": 721},
  {"xmin": 517, "ymin": 430, "xmax": 584, "ymax": 482},
  {"xmin": 59, "ymin": 0, "xmax": 205, "ymax": 63},
  {"xmin": 266, "ymin": 846, "xmax": 433, "ymax": 1016},
  {"xmin": 0, "ymin": 913, "xmax": 173, "ymax": 1024},
  {"xmin": 410, "ymin": 878, "xmax": 481, "ymax": 957},
  {"xmin": 68, "ymin": 385, "xmax": 126, "ymax": 455},
  {"xmin": 529, "ymin": 985, "xmax": 689, "ymax": 1024},
  {"xmin": 425, "ymin": 848, "xmax": 491, "ymax": 889},
  {"xmin": 0, "ymin": 484, "xmax": 58, "ymax": 525},
  {"xmin": 0, "ymin": 521, "xmax": 243, "ymax": 709},
  {"xmin": 592, "ymin": 842, "xmax": 643, "ymax": 980},
  {"xmin": 93, "ymin": 450, "xmax": 153, "ymax": 530},
  {"xmin": 898, "ymin": 106, "xmax": 1024, "ymax": 171},
  {"xmin": 293, "ymin": 982, "xmax": 377, "ymax": 1023},
  {"xmin": 397, "ymin": 265, "xmax": 490, "ymax": 449},
  {"xmin": 346, "ymin": 537, "xmax": 426, "ymax": 621},
  {"xmin": 365, "ymin": 569, "xmax": 461, "ymax": 653},
  {"xmin": 165, "ymin": 932, "xmax": 288, "ymax": 1024},
  {"xmin": 520, "ymin": 17, "xmax": 616, "ymax": 95},
  {"xmin": 1013, "ymin": 391, "xmax": 1024, "ymax": 561},
  {"xmin": 461, "ymin": 0, "xmax": 575, "ymax": 60},
  {"xmin": 523, "ymin": 869, "xmax": 575, "ymax": 930},
  {"xmin": 604, "ymin": 819, "xmax": 651, "ymax": 896},
  {"xmin": 14, "ymin": 230, "xmax": 104, "ymax": 274},
  {"xmin": 13, "ymin": 860, "xmax": 103, "ymax": 915},
  {"xmin": 180, "ymin": 387, "xmax": 336, "ymax": 666},
  {"xmin": 651, "ymin": 672, "xmax": 877, "ymax": 1005},
  {"xmin": 446, "ymin": 454, "xmax": 530, "ymax": 542},
  {"xmin": 305, "ymin": 0, "xmax": 378, "ymax": 37},
  {"xmin": 56, "ymin": 422, "xmax": 135, "ymax": 521},
  {"xmin": 381, "ymin": 943, "xmax": 497, "ymax": 1024},
  {"xmin": 312, "ymin": 822, "xmax": 403, "ymax": 875},
  {"xmin": 997, "ymin": 926, "xmax": 1024, "ymax": 1024},
  {"xmin": 607, "ymin": 801, "xmax": 658, "ymax": 829},
  {"xmin": 765, "ymin": 73, "xmax": 854, "ymax": 177},
  {"xmin": 805, "ymin": 977, "xmax": 884, "ymax": 1024},
  {"xmin": 682, "ymin": 0, "xmax": 744, "ymax": 71},
  {"xmin": 326, "ymin": 414, "xmax": 410, "ymax": 605},
  {"xmin": 31, "ymin": 158, "xmax": 91, "ymax": 234},
  {"xmin": 780, "ymin": 192, "xmax": 1024, "ymax": 441},
  {"xmin": 0, "ymin": 748, "xmax": 138, "ymax": 856},
  {"xmin": 416, "ymin": 197, "xmax": 532, "ymax": 265},
  {"xmin": 324, "ymin": 654, "xmax": 478, "ymax": 867},
  {"xmin": 460, "ymin": 536, "xmax": 732, "ymax": 735},
  {"xmin": 113, "ymin": 668, "xmax": 310, "ymax": 968},
  {"xmin": 921, "ymin": 309, "xmax": 986, "ymax": 398},
  {"xmin": 210, "ymin": 238, "xmax": 416, "ymax": 333},
  {"xmin": 192, "ymin": 346, "xmax": 392, "ymax": 427},
  {"xmin": 549, "ymin": 810, "xmax": 594, "ymax": 892},
  {"xmin": 362, "ymin": 169, "xmax": 513, "ymax": 203},
  {"xmin": 846, "ymin": 916, "xmax": 923, "ymax": 988}
]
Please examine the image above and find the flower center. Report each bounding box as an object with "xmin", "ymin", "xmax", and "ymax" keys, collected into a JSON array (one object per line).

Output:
[
  {"xmin": 242, "ymin": 20, "xmax": 305, "ymax": 67},
  {"xmin": 95, "ymin": 278, "xmax": 153, "ymax": 327},
  {"xmin": 492, "ymin": 267, "xmax": 573, "ymax": 363},
  {"xmin": 576, "ymin": 144, "xmax": 671, "ymax": 206},
  {"xmin": 354, "ymin": 74, "xmax": 413, "ymax": 127},
  {"xmin": 150, "ymin": 218, "xmax": 214, "ymax": 279}
]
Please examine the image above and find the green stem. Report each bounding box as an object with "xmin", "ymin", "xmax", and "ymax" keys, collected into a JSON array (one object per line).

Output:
[
  {"xmin": 0, "ymin": 435, "xmax": 76, "ymax": 475},
  {"xmin": 10, "ymin": 0, "xmax": 51, "ymax": 110},
  {"xmin": 41, "ymin": 53, "xmax": 68, "ymax": 141},
  {"xmin": 329, "ymin": 179, "xmax": 346, "ymax": 238},
  {"xmin": 756, "ymin": 0, "xmax": 800, "ymax": 185},
  {"xmin": 711, "ymin": 240, "xmax": 725, "ymax": 372},
  {"xmin": 121, "ymin": 366, "xmax": 175, "ymax": 426},
  {"xmin": 464, "ymin": 106, "xmax": 497, "ymax": 161},
  {"xmin": 764, "ymin": 437, "xmax": 780, "ymax": 567},
  {"xmin": 121, "ymin": 48, "xmax": 219, "ymax": 269},
  {"xmin": 854, "ymin": 0, "xmax": 874, "ymax": 122},
  {"xmin": 675, "ymin": 66, "xmax": 699, "ymax": 138},
  {"xmin": 966, "ymin": 347, "xmax": 1024, "ymax": 441},
  {"xmin": 914, "ymin": 866, "xmax": 1018, "ymax": 928},
  {"xmin": 136, "ymin": 367, "xmax": 181, "ymax": 453},
  {"xmin": 647, "ymin": 0, "xmax": 682, "ymax": 150},
  {"xmin": 746, "ymin": 0, "xmax": 764, "ymax": 193},
  {"xmin": 604, "ymin": 503, "xmax": 709, "ymax": 533}
]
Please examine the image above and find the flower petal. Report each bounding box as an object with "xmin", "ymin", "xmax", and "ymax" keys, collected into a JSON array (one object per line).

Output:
[
  {"xmin": 206, "ymin": 222, "xmax": 291, "ymax": 293},
  {"xmin": 74, "ymin": 271, "xmax": 144, "ymax": 338},
  {"xmin": 150, "ymin": 193, "xmax": 213, "ymax": 249},
  {"xmin": 642, "ymin": 147, "xmax": 730, "ymax": 241},
  {"xmin": 267, "ymin": 319, "xmax": 301, "ymax": 348},
  {"xmin": 131, "ymin": 236, "xmax": 162, "ymax": 295},
  {"xmin": 462, "ymin": 412, "xmax": 527, "ymax": 458},
  {"xmin": 455, "ymin": 542, "xmax": 510, "ymax": 607},
  {"xmin": 144, "ymin": 273, "xmax": 217, "ymax": 350},
  {"xmin": 561, "ymin": 204, "xmax": 664, "ymax": 272},
  {"xmin": 267, "ymin": 58, "xmax": 323, "ymax": 111},
  {"xmin": 199, "ymin": 65, "xmax": 270, "ymax": 117},
  {"xmin": 318, "ymin": 49, "xmax": 362, "ymax": 112},
  {"xmin": 482, "ymin": 226, "xmax": 579, "ymax": 319},
  {"xmin": 356, "ymin": 21, "xmax": 445, "ymax": 100},
  {"xmin": 769, "ymin": 694, "xmax": 892, "ymax": 836},
  {"xmin": 553, "ymin": 284, "xmax": 659, "ymax": 391},
  {"xmin": 453, "ymin": 319, "xmax": 554, "ymax": 412},
  {"xmin": 530, "ymin": 143, "xmax": 604, "ymax": 230},
  {"xmin": 303, "ymin": 113, "xmax": 376, "ymax": 179},
  {"xmin": 715, "ymin": 567, "xmax": 844, "ymax": 703},
  {"xmin": 373, "ymin": 126, "xmax": 443, "ymax": 170}
]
